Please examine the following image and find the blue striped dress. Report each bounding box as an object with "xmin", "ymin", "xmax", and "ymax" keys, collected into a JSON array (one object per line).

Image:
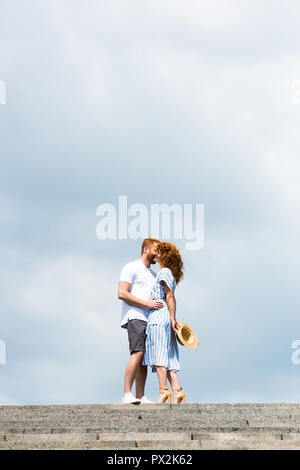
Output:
[{"xmin": 142, "ymin": 267, "xmax": 181, "ymax": 373}]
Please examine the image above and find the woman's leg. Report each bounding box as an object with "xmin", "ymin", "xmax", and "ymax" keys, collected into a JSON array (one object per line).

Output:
[
  {"xmin": 167, "ymin": 369, "xmax": 182, "ymax": 403},
  {"xmin": 156, "ymin": 366, "xmax": 169, "ymax": 403}
]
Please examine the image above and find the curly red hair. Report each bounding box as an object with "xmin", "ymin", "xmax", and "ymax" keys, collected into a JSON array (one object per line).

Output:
[{"xmin": 157, "ymin": 242, "xmax": 184, "ymax": 284}]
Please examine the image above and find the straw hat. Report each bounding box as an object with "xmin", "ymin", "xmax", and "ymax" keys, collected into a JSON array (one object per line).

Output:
[{"xmin": 175, "ymin": 322, "xmax": 198, "ymax": 349}]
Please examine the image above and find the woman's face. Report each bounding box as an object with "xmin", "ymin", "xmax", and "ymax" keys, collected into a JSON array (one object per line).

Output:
[{"xmin": 154, "ymin": 250, "xmax": 162, "ymax": 264}]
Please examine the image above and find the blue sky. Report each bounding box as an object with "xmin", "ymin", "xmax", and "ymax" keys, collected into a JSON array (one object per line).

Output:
[{"xmin": 1, "ymin": 0, "xmax": 300, "ymax": 405}]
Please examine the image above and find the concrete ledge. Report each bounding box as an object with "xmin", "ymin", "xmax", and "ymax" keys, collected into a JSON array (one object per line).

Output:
[
  {"xmin": 1, "ymin": 432, "xmax": 300, "ymax": 450},
  {"xmin": 98, "ymin": 432, "xmax": 192, "ymax": 441},
  {"xmin": 1, "ymin": 404, "xmax": 300, "ymax": 449}
]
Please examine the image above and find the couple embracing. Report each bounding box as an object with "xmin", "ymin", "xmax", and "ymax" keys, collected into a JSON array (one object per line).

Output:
[{"xmin": 118, "ymin": 238, "xmax": 186, "ymax": 405}]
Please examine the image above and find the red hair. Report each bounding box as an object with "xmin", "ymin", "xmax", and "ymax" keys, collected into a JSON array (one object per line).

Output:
[
  {"xmin": 157, "ymin": 242, "xmax": 184, "ymax": 284},
  {"xmin": 140, "ymin": 237, "xmax": 160, "ymax": 255}
]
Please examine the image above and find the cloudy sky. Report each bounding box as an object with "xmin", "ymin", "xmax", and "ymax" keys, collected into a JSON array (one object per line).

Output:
[{"xmin": 1, "ymin": 0, "xmax": 300, "ymax": 405}]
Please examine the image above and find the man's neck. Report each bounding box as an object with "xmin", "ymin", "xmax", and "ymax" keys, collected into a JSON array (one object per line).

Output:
[{"xmin": 140, "ymin": 255, "xmax": 150, "ymax": 268}]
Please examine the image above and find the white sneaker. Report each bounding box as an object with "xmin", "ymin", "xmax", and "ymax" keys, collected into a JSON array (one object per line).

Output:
[
  {"xmin": 140, "ymin": 395, "xmax": 154, "ymax": 404},
  {"xmin": 121, "ymin": 393, "xmax": 141, "ymax": 404}
]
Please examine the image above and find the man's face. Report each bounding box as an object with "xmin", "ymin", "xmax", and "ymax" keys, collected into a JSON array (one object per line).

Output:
[{"xmin": 145, "ymin": 243, "xmax": 158, "ymax": 264}]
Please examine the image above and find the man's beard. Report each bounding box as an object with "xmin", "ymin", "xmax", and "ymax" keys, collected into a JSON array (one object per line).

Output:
[{"xmin": 147, "ymin": 254, "xmax": 156, "ymax": 264}]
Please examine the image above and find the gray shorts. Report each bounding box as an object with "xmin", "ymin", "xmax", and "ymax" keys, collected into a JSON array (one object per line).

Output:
[{"xmin": 127, "ymin": 319, "xmax": 147, "ymax": 355}]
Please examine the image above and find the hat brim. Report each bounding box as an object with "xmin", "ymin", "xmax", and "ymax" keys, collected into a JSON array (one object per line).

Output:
[{"xmin": 175, "ymin": 322, "xmax": 198, "ymax": 349}]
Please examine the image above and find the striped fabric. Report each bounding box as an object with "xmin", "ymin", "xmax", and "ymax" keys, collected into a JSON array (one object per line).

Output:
[{"xmin": 142, "ymin": 268, "xmax": 180, "ymax": 373}]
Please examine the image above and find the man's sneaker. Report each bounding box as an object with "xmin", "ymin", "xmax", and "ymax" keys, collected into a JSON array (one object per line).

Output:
[
  {"xmin": 121, "ymin": 393, "xmax": 141, "ymax": 404},
  {"xmin": 140, "ymin": 395, "xmax": 154, "ymax": 404}
]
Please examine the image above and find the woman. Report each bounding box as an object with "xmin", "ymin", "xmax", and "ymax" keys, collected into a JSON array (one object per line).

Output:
[{"xmin": 142, "ymin": 242, "xmax": 186, "ymax": 404}]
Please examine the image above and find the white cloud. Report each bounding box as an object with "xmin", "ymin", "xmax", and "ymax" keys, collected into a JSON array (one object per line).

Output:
[{"xmin": 1, "ymin": 0, "xmax": 300, "ymax": 404}]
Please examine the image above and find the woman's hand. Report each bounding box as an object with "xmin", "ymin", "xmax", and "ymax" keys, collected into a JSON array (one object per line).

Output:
[{"xmin": 170, "ymin": 319, "xmax": 180, "ymax": 332}]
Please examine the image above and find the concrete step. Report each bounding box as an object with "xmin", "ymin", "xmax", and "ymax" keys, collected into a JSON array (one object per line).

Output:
[
  {"xmin": 2, "ymin": 417, "xmax": 300, "ymax": 434},
  {"xmin": 1, "ymin": 404, "xmax": 300, "ymax": 416},
  {"xmin": 1, "ymin": 404, "xmax": 300, "ymax": 449},
  {"xmin": 1, "ymin": 432, "xmax": 300, "ymax": 450}
]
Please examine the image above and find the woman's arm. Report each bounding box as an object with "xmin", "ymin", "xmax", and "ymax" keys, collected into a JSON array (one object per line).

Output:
[{"xmin": 162, "ymin": 281, "xmax": 180, "ymax": 332}]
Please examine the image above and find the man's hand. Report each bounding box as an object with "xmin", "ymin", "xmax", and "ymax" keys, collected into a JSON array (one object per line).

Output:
[{"xmin": 146, "ymin": 297, "xmax": 164, "ymax": 310}]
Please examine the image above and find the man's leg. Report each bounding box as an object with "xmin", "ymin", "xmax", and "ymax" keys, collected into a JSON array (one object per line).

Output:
[
  {"xmin": 123, "ymin": 351, "xmax": 144, "ymax": 395},
  {"xmin": 135, "ymin": 362, "xmax": 147, "ymax": 399}
]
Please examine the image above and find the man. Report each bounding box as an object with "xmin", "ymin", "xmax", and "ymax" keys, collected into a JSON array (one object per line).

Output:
[{"xmin": 118, "ymin": 238, "xmax": 163, "ymax": 404}]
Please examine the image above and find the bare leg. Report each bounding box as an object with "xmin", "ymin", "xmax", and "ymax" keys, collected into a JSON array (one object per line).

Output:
[
  {"xmin": 123, "ymin": 351, "xmax": 144, "ymax": 395},
  {"xmin": 167, "ymin": 369, "xmax": 182, "ymax": 403},
  {"xmin": 135, "ymin": 363, "xmax": 147, "ymax": 399},
  {"xmin": 156, "ymin": 366, "xmax": 168, "ymax": 403}
]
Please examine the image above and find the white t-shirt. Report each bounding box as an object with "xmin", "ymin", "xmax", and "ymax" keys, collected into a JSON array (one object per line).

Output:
[{"xmin": 119, "ymin": 258, "xmax": 157, "ymax": 328}]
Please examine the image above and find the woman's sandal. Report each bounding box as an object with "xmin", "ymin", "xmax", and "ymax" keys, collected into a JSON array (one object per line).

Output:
[
  {"xmin": 173, "ymin": 387, "xmax": 187, "ymax": 404},
  {"xmin": 159, "ymin": 386, "xmax": 172, "ymax": 404}
]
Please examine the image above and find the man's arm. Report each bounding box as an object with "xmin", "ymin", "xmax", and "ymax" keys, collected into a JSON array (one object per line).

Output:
[{"xmin": 118, "ymin": 281, "xmax": 164, "ymax": 310}]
